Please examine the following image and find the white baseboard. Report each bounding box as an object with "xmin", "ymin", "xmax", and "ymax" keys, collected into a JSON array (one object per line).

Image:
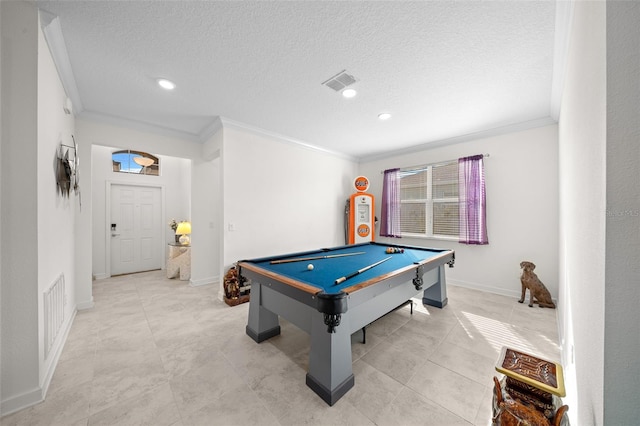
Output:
[
  {"xmin": 0, "ymin": 386, "xmax": 44, "ymax": 418},
  {"xmin": 0, "ymin": 309, "xmax": 77, "ymax": 417},
  {"xmin": 448, "ymin": 279, "xmax": 521, "ymax": 299},
  {"xmin": 93, "ymin": 273, "xmax": 108, "ymax": 280},
  {"xmin": 189, "ymin": 277, "xmax": 219, "ymax": 287},
  {"xmin": 447, "ymin": 279, "xmax": 558, "ymax": 305},
  {"xmin": 448, "ymin": 279, "xmax": 558, "ymax": 304},
  {"xmin": 76, "ymin": 298, "xmax": 95, "ymax": 310}
]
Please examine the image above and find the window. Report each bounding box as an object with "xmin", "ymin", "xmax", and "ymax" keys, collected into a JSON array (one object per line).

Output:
[
  {"xmin": 112, "ymin": 150, "xmax": 159, "ymax": 176},
  {"xmin": 399, "ymin": 160, "xmax": 459, "ymax": 238}
]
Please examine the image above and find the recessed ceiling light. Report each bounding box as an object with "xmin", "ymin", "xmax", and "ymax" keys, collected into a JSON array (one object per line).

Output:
[
  {"xmin": 157, "ymin": 78, "xmax": 176, "ymax": 90},
  {"xmin": 378, "ymin": 113, "xmax": 392, "ymax": 121},
  {"xmin": 342, "ymin": 88, "xmax": 357, "ymax": 98}
]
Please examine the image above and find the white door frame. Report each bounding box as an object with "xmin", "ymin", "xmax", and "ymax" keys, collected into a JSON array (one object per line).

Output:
[{"xmin": 105, "ymin": 180, "xmax": 166, "ymax": 278}]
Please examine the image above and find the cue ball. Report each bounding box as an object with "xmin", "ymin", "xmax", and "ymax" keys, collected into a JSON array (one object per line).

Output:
[{"xmin": 307, "ymin": 264, "xmax": 314, "ymax": 271}]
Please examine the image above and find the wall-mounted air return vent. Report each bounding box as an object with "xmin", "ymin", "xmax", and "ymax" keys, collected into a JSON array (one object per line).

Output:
[{"xmin": 322, "ymin": 70, "xmax": 357, "ymax": 92}]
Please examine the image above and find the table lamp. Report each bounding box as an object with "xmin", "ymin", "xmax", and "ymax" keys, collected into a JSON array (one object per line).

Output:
[{"xmin": 175, "ymin": 221, "xmax": 191, "ymax": 245}]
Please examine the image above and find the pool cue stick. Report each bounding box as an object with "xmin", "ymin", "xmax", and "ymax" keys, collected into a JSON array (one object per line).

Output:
[
  {"xmin": 334, "ymin": 256, "xmax": 392, "ymax": 285},
  {"xmin": 270, "ymin": 251, "xmax": 366, "ymax": 264}
]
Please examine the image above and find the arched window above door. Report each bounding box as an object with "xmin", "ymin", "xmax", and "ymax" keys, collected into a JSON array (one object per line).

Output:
[{"xmin": 112, "ymin": 150, "xmax": 159, "ymax": 176}]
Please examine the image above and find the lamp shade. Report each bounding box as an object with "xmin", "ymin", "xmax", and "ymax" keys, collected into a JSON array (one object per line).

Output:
[
  {"xmin": 175, "ymin": 221, "xmax": 191, "ymax": 235},
  {"xmin": 133, "ymin": 156, "xmax": 154, "ymax": 167}
]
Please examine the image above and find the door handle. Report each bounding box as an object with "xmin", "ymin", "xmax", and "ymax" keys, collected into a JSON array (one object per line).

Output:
[{"xmin": 111, "ymin": 232, "xmax": 121, "ymax": 237}]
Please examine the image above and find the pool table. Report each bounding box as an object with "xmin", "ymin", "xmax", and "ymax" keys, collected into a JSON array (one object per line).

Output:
[{"xmin": 239, "ymin": 242, "xmax": 455, "ymax": 406}]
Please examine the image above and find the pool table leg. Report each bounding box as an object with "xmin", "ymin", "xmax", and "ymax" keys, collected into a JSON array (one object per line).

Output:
[
  {"xmin": 422, "ymin": 264, "xmax": 448, "ymax": 308},
  {"xmin": 245, "ymin": 283, "xmax": 281, "ymax": 343},
  {"xmin": 306, "ymin": 311, "xmax": 354, "ymax": 406}
]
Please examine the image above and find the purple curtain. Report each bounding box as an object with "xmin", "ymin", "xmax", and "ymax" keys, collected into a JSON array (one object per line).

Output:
[
  {"xmin": 458, "ymin": 155, "xmax": 488, "ymax": 244},
  {"xmin": 380, "ymin": 168, "xmax": 401, "ymax": 238}
]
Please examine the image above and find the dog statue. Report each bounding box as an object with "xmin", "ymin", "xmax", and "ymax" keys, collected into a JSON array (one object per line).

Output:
[{"xmin": 519, "ymin": 261, "xmax": 556, "ymax": 308}]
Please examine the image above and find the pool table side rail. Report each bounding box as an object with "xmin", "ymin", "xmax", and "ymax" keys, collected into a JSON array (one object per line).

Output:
[
  {"xmin": 238, "ymin": 261, "xmax": 321, "ymax": 295},
  {"xmin": 370, "ymin": 241, "xmax": 454, "ymax": 255},
  {"xmin": 237, "ymin": 242, "xmax": 451, "ymax": 266},
  {"xmin": 237, "ymin": 245, "xmax": 360, "ymax": 265},
  {"xmin": 342, "ymin": 249, "xmax": 454, "ymax": 294},
  {"xmin": 238, "ymin": 247, "xmax": 454, "ymax": 298}
]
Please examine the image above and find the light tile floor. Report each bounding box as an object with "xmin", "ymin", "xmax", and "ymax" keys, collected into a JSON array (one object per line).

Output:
[{"xmin": 2, "ymin": 270, "xmax": 560, "ymax": 426}]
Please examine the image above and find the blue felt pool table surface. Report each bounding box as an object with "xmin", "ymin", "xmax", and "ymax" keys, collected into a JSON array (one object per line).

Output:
[{"xmin": 246, "ymin": 242, "xmax": 448, "ymax": 294}]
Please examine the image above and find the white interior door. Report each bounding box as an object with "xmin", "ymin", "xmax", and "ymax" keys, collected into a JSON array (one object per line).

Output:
[{"xmin": 110, "ymin": 184, "xmax": 162, "ymax": 275}]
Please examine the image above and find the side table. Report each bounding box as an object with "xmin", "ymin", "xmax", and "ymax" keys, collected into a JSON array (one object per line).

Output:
[
  {"xmin": 492, "ymin": 347, "xmax": 569, "ymax": 425},
  {"xmin": 167, "ymin": 243, "xmax": 191, "ymax": 281}
]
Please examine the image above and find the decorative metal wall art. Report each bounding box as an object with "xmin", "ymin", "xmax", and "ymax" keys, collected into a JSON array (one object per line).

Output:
[{"xmin": 55, "ymin": 135, "xmax": 81, "ymax": 207}]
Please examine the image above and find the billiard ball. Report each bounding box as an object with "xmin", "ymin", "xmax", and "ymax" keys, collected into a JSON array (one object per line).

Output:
[
  {"xmin": 307, "ymin": 264, "xmax": 314, "ymax": 271},
  {"xmin": 385, "ymin": 247, "xmax": 404, "ymax": 254}
]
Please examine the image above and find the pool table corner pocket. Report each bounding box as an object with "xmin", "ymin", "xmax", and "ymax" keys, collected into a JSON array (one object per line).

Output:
[{"xmin": 316, "ymin": 291, "xmax": 348, "ymax": 333}]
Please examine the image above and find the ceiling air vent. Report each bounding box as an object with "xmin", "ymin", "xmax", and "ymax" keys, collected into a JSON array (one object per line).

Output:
[{"xmin": 322, "ymin": 70, "xmax": 357, "ymax": 92}]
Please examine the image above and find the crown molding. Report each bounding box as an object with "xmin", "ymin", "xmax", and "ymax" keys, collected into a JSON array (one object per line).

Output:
[
  {"xmin": 78, "ymin": 110, "xmax": 204, "ymax": 143},
  {"xmin": 550, "ymin": 0, "xmax": 575, "ymax": 121},
  {"xmin": 76, "ymin": 111, "xmax": 356, "ymax": 162},
  {"xmin": 219, "ymin": 117, "xmax": 357, "ymax": 161},
  {"xmin": 38, "ymin": 5, "xmax": 563, "ymax": 164},
  {"xmin": 39, "ymin": 10, "xmax": 84, "ymax": 116},
  {"xmin": 358, "ymin": 116, "xmax": 558, "ymax": 163},
  {"xmin": 197, "ymin": 116, "xmax": 224, "ymax": 141}
]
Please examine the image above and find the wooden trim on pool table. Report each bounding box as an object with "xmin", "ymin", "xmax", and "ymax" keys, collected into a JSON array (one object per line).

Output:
[
  {"xmin": 239, "ymin": 249, "xmax": 453, "ymax": 296},
  {"xmin": 238, "ymin": 262, "xmax": 321, "ymax": 295},
  {"xmin": 342, "ymin": 250, "xmax": 453, "ymax": 294}
]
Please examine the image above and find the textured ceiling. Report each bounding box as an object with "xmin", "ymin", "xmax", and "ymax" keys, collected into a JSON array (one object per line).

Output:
[{"xmin": 36, "ymin": 1, "xmax": 562, "ymax": 160}]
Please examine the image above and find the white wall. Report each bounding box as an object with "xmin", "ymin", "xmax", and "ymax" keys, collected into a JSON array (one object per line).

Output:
[
  {"xmin": 604, "ymin": 2, "xmax": 640, "ymax": 422},
  {"xmin": 557, "ymin": 2, "xmax": 606, "ymax": 425},
  {"xmin": 190, "ymin": 157, "xmax": 221, "ymax": 286},
  {"xmin": 557, "ymin": 2, "xmax": 640, "ymax": 423},
  {"xmin": 36, "ymin": 14, "xmax": 77, "ymax": 392},
  {"xmin": 89, "ymin": 144, "xmax": 191, "ymax": 279},
  {"xmin": 0, "ymin": 0, "xmax": 3, "ymax": 409},
  {"xmin": 190, "ymin": 126, "xmax": 222, "ymax": 287},
  {"xmin": 76, "ymin": 118, "xmax": 203, "ymax": 159},
  {"xmin": 73, "ymin": 118, "xmax": 93, "ymax": 309},
  {"xmin": 77, "ymin": 119, "xmax": 208, "ymax": 285},
  {"xmin": 221, "ymin": 125, "xmax": 358, "ymax": 282},
  {"xmin": 1, "ymin": 2, "xmax": 80, "ymax": 415},
  {"xmin": 359, "ymin": 124, "xmax": 559, "ymax": 299},
  {"xmin": 0, "ymin": 1, "xmax": 41, "ymax": 414}
]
